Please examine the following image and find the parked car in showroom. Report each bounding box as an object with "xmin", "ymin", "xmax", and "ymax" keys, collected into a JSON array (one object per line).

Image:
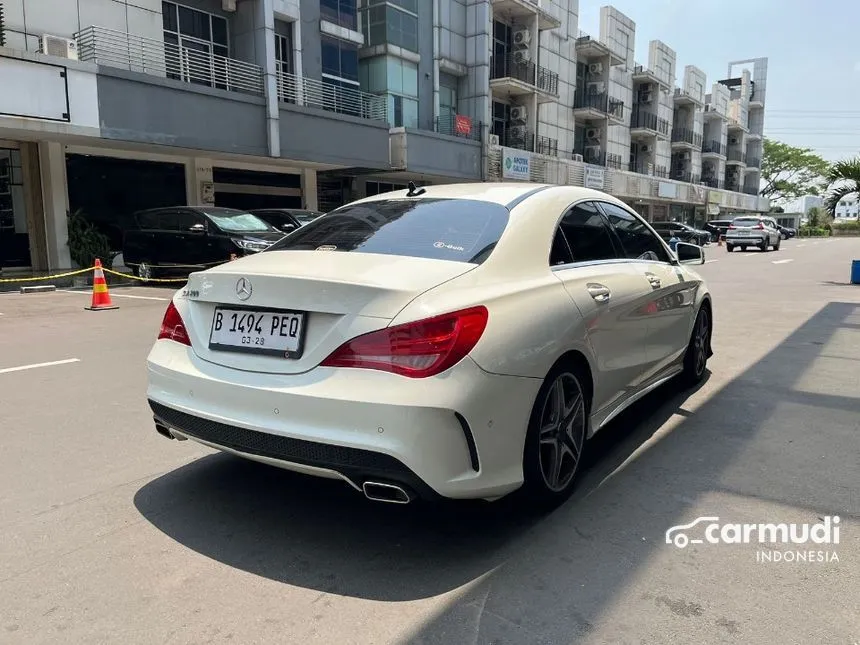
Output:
[
  {"xmin": 725, "ymin": 215, "xmax": 782, "ymax": 252},
  {"xmin": 650, "ymin": 221, "xmax": 711, "ymax": 246},
  {"xmin": 123, "ymin": 207, "xmax": 285, "ymax": 280},
  {"xmin": 147, "ymin": 183, "xmax": 713, "ymax": 507},
  {"xmin": 251, "ymin": 208, "xmax": 325, "ymax": 234}
]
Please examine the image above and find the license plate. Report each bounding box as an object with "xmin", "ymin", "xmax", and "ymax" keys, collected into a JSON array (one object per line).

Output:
[{"xmin": 209, "ymin": 307, "xmax": 306, "ymax": 358}]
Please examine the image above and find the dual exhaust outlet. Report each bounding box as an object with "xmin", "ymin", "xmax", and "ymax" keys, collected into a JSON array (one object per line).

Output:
[{"xmin": 154, "ymin": 420, "xmax": 415, "ymax": 504}]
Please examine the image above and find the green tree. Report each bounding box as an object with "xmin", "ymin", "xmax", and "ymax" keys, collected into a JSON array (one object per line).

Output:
[
  {"xmin": 806, "ymin": 206, "xmax": 829, "ymax": 228},
  {"xmin": 823, "ymin": 157, "xmax": 860, "ymax": 220},
  {"xmin": 761, "ymin": 139, "xmax": 831, "ymax": 202}
]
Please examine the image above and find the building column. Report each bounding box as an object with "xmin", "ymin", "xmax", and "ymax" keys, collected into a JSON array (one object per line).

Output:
[
  {"xmin": 37, "ymin": 142, "xmax": 72, "ymax": 270},
  {"xmin": 186, "ymin": 158, "xmax": 214, "ymax": 205},
  {"xmin": 20, "ymin": 143, "xmax": 48, "ymax": 271},
  {"xmin": 301, "ymin": 169, "xmax": 318, "ymax": 211}
]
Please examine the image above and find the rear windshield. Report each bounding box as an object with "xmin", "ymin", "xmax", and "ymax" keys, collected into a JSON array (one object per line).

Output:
[
  {"xmin": 265, "ymin": 198, "xmax": 510, "ymax": 264},
  {"xmin": 732, "ymin": 218, "xmax": 761, "ymax": 227}
]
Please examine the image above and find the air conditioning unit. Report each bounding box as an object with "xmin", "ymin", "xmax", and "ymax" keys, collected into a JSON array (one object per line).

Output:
[
  {"xmin": 681, "ymin": 151, "xmax": 691, "ymax": 160},
  {"xmin": 588, "ymin": 62, "xmax": 604, "ymax": 75},
  {"xmin": 509, "ymin": 125, "xmax": 528, "ymax": 139},
  {"xmin": 488, "ymin": 134, "xmax": 500, "ymax": 146},
  {"xmin": 572, "ymin": 153, "xmax": 584, "ymax": 162},
  {"xmin": 729, "ymin": 136, "xmax": 739, "ymax": 145},
  {"xmin": 639, "ymin": 91, "xmax": 653, "ymax": 103},
  {"xmin": 221, "ymin": 0, "xmax": 237, "ymax": 11},
  {"xmin": 586, "ymin": 82, "xmax": 605, "ymax": 95},
  {"xmin": 640, "ymin": 144, "xmax": 653, "ymax": 153},
  {"xmin": 39, "ymin": 34, "xmax": 78, "ymax": 60},
  {"xmin": 513, "ymin": 50, "xmax": 530, "ymax": 64},
  {"xmin": 513, "ymin": 30, "xmax": 531, "ymax": 45},
  {"xmin": 585, "ymin": 127, "xmax": 601, "ymax": 141},
  {"xmin": 510, "ymin": 106, "xmax": 528, "ymax": 122},
  {"xmin": 640, "ymin": 82, "xmax": 654, "ymax": 93}
]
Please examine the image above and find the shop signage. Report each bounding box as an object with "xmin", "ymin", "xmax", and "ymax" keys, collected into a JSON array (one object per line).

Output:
[{"xmin": 502, "ymin": 148, "xmax": 531, "ymax": 180}]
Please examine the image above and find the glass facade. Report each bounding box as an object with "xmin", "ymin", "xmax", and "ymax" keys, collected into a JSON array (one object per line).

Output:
[
  {"xmin": 0, "ymin": 148, "xmax": 29, "ymax": 268},
  {"xmin": 359, "ymin": 56, "xmax": 419, "ymax": 128},
  {"xmin": 162, "ymin": 1, "xmax": 229, "ymax": 88},
  {"xmin": 320, "ymin": 0, "xmax": 358, "ymax": 31},
  {"xmin": 360, "ymin": 0, "xmax": 418, "ymax": 52}
]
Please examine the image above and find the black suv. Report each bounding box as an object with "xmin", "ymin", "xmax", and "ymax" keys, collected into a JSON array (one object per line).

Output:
[
  {"xmin": 122, "ymin": 207, "xmax": 285, "ymax": 280},
  {"xmin": 251, "ymin": 208, "xmax": 325, "ymax": 234},
  {"xmin": 650, "ymin": 221, "xmax": 710, "ymax": 246},
  {"xmin": 703, "ymin": 219, "xmax": 734, "ymax": 242}
]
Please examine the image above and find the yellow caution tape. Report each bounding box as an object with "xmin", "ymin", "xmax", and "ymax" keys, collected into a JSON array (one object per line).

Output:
[
  {"xmin": 0, "ymin": 267, "xmax": 94, "ymax": 283},
  {"xmin": 101, "ymin": 268, "xmax": 188, "ymax": 283}
]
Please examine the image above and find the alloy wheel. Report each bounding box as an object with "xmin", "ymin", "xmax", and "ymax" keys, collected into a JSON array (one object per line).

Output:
[
  {"xmin": 693, "ymin": 309, "xmax": 710, "ymax": 377},
  {"xmin": 138, "ymin": 262, "xmax": 152, "ymax": 281},
  {"xmin": 537, "ymin": 373, "xmax": 586, "ymax": 493}
]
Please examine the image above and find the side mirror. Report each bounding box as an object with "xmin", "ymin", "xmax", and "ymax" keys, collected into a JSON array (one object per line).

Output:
[
  {"xmin": 189, "ymin": 223, "xmax": 206, "ymax": 235},
  {"xmin": 281, "ymin": 223, "xmax": 298, "ymax": 233},
  {"xmin": 675, "ymin": 242, "xmax": 704, "ymax": 265}
]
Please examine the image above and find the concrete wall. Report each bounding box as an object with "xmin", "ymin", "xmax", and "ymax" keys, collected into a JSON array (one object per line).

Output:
[
  {"xmin": 601, "ymin": 6, "xmax": 635, "ymax": 165},
  {"xmin": 538, "ymin": 0, "xmax": 578, "ymax": 155},
  {"xmin": 278, "ymin": 104, "xmax": 390, "ymax": 167},
  {"xmin": 417, "ymin": 0, "xmax": 435, "ymax": 130},
  {"xmin": 395, "ymin": 129, "xmax": 481, "ymax": 178},
  {"xmin": 649, "ymin": 40, "xmax": 675, "ymax": 174},
  {"xmin": 299, "ymin": 0, "xmax": 322, "ymax": 81},
  {"xmin": 96, "ymin": 68, "xmax": 270, "ymax": 156}
]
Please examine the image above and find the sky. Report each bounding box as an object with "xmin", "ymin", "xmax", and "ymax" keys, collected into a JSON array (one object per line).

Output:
[{"xmin": 577, "ymin": 0, "xmax": 860, "ymax": 164}]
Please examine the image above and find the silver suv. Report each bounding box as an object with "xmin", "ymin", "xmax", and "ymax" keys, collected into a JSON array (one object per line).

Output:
[{"xmin": 725, "ymin": 216, "xmax": 781, "ymax": 252}]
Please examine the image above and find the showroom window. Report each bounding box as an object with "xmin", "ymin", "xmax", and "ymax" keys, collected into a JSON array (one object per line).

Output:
[
  {"xmin": 361, "ymin": 0, "xmax": 418, "ymax": 52},
  {"xmin": 320, "ymin": 0, "xmax": 358, "ymax": 31},
  {"xmin": 359, "ymin": 56, "xmax": 418, "ymax": 128}
]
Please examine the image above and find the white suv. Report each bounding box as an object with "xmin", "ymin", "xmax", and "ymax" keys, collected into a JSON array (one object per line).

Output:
[{"xmin": 725, "ymin": 216, "xmax": 781, "ymax": 252}]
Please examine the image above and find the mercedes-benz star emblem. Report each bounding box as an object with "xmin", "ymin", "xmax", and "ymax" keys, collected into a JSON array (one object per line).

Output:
[{"xmin": 236, "ymin": 277, "xmax": 252, "ymax": 301}]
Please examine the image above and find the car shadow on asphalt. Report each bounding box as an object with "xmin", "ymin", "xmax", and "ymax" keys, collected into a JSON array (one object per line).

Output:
[{"xmin": 133, "ymin": 302, "xmax": 860, "ymax": 642}]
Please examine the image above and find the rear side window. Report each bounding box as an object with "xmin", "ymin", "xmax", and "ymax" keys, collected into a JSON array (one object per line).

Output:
[
  {"xmin": 266, "ymin": 198, "xmax": 510, "ymax": 264},
  {"xmin": 554, "ymin": 202, "xmax": 619, "ymax": 263}
]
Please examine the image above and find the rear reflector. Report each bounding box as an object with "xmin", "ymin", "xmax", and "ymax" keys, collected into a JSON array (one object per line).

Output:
[
  {"xmin": 158, "ymin": 301, "xmax": 191, "ymax": 346},
  {"xmin": 321, "ymin": 306, "xmax": 488, "ymax": 378}
]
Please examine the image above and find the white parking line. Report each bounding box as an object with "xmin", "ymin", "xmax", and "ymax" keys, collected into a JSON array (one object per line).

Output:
[
  {"xmin": 58, "ymin": 289, "xmax": 169, "ymax": 301},
  {"xmin": 704, "ymin": 259, "xmax": 720, "ymax": 264},
  {"xmin": 772, "ymin": 259, "xmax": 794, "ymax": 264},
  {"xmin": 0, "ymin": 358, "xmax": 81, "ymax": 375},
  {"xmin": 795, "ymin": 244, "xmax": 806, "ymax": 248}
]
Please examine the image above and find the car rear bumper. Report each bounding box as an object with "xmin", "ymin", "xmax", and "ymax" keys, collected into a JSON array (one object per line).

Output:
[
  {"xmin": 726, "ymin": 235, "xmax": 766, "ymax": 244},
  {"xmin": 146, "ymin": 340, "xmax": 542, "ymax": 501}
]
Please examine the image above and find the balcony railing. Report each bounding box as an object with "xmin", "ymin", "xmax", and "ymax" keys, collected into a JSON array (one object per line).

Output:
[
  {"xmin": 491, "ymin": 53, "xmax": 559, "ymax": 95},
  {"xmin": 671, "ymin": 127, "xmax": 703, "ymax": 148},
  {"xmin": 277, "ymin": 68, "xmax": 387, "ymax": 122},
  {"xmin": 629, "ymin": 162, "xmax": 669, "ymax": 178},
  {"xmin": 727, "ymin": 149, "xmax": 745, "ymax": 163},
  {"xmin": 746, "ymin": 155, "xmax": 761, "ymax": 167},
  {"xmin": 701, "ymin": 178, "xmax": 724, "ymax": 189},
  {"xmin": 743, "ymin": 186, "xmax": 760, "ymax": 196},
  {"xmin": 434, "ymin": 114, "xmax": 483, "ymax": 142},
  {"xmin": 630, "ymin": 108, "xmax": 670, "ymax": 136},
  {"xmin": 573, "ymin": 91, "xmax": 625, "ymax": 119},
  {"xmin": 671, "ymin": 170, "xmax": 693, "ymax": 183},
  {"xmin": 702, "ymin": 140, "xmax": 726, "ymax": 156},
  {"xmin": 75, "ymin": 26, "xmax": 264, "ymax": 96},
  {"xmin": 503, "ymin": 129, "xmax": 558, "ymax": 156}
]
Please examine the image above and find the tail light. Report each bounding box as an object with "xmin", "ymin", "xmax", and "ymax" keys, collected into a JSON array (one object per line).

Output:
[
  {"xmin": 728, "ymin": 225, "xmax": 735, "ymax": 230},
  {"xmin": 158, "ymin": 301, "xmax": 191, "ymax": 346},
  {"xmin": 321, "ymin": 306, "xmax": 489, "ymax": 378},
  {"xmin": 755, "ymin": 222, "xmax": 764, "ymax": 229}
]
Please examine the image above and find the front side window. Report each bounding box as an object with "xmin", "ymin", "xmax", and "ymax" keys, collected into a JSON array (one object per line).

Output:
[
  {"xmin": 597, "ymin": 202, "xmax": 671, "ymax": 263},
  {"xmin": 553, "ymin": 202, "xmax": 619, "ymax": 264},
  {"xmin": 266, "ymin": 198, "xmax": 510, "ymax": 264}
]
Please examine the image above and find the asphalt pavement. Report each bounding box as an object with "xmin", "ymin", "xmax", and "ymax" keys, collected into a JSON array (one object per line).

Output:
[{"xmin": 1, "ymin": 237, "xmax": 858, "ymax": 645}]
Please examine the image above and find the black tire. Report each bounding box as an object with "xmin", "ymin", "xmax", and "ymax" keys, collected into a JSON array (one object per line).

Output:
[
  {"xmin": 521, "ymin": 362, "xmax": 590, "ymax": 508},
  {"xmin": 774, "ymin": 238, "xmax": 781, "ymax": 251},
  {"xmin": 760, "ymin": 238, "xmax": 768, "ymax": 252},
  {"xmin": 726, "ymin": 244, "xmax": 734, "ymax": 252},
  {"xmin": 680, "ymin": 305, "xmax": 712, "ymax": 388},
  {"xmin": 741, "ymin": 246, "xmax": 747, "ymax": 251}
]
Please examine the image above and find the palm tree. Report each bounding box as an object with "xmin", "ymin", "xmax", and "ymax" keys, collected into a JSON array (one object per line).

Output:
[{"xmin": 824, "ymin": 157, "xmax": 860, "ymax": 220}]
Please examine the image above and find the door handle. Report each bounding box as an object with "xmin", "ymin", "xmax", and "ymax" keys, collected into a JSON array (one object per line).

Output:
[
  {"xmin": 586, "ymin": 283, "xmax": 611, "ymax": 303},
  {"xmin": 645, "ymin": 273, "xmax": 662, "ymax": 289}
]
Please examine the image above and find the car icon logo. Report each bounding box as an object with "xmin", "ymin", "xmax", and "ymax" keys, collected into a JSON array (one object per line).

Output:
[
  {"xmin": 665, "ymin": 516, "xmax": 720, "ymax": 548},
  {"xmin": 236, "ymin": 278, "xmax": 252, "ymax": 301}
]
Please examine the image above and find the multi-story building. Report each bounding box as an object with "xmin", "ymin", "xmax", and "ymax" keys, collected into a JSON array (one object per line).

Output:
[
  {"xmin": 834, "ymin": 197, "xmax": 860, "ymax": 220},
  {"xmin": 0, "ymin": 0, "xmax": 769, "ymax": 275}
]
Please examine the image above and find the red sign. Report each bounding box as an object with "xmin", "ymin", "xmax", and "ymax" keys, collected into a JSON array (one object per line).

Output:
[{"xmin": 455, "ymin": 114, "xmax": 472, "ymax": 136}]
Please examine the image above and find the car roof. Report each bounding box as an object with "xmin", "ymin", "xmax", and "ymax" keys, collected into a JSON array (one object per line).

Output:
[{"xmin": 351, "ymin": 182, "xmax": 630, "ymax": 213}]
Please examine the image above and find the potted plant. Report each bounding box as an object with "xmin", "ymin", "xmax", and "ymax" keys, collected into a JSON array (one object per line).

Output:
[{"xmin": 67, "ymin": 209, "xmax": 113, "ymax": 286}]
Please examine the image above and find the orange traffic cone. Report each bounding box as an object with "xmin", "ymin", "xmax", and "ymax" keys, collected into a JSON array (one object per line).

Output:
[{"xmin": 85, "ymin": 259, "xmax": 119, "ymax": 311}]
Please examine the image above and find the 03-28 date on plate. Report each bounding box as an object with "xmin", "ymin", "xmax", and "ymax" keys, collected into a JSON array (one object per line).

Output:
[{"xmin": 209, "ymin": 307, "xmax": 305, "ymax": 357}]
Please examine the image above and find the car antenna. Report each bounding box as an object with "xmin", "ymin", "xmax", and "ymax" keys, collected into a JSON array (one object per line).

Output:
[{"xmin": 406, "ymin": 181, "xmax": 426, "ymax": 197}]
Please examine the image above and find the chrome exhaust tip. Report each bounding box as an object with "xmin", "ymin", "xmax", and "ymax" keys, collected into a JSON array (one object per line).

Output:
[
  {"xmin": 362, "ymin": 481, "xmax": 414, "ymax": 504},
  {"xmin": 154, "ymin": 419, "xmax": 187, "ymax": 441}
]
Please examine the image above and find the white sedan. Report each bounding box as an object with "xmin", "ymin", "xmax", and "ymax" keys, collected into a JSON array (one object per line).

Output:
[{"xmin": 147, "ymin": 182, "xmax": 713, "ymax": 506}]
